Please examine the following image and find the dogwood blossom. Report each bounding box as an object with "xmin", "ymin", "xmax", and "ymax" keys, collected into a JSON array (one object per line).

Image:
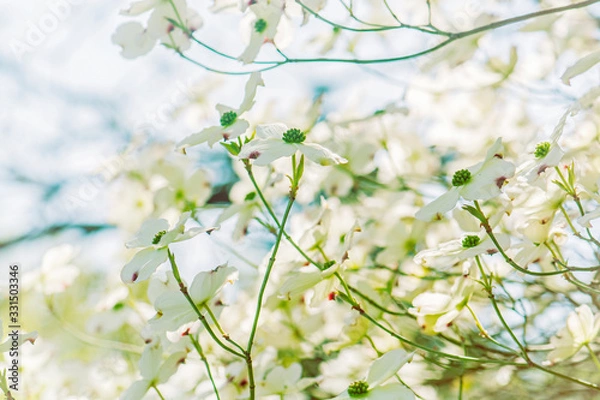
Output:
[
  {"xmin": 415, "ymin": 138, "xmax": 515, "ymax": 221},
  {"xmin": 113, "ymin": 0, "xmax": 203, "ymax": 59},
  {"xmin": 409, "ymin": 273, "xmax": 475, "ymax": 334},
  {"xmin": 238, "ymin": 123, "xmax": 347, "ymax": 166},
  {"xmin": 177, "ymin": 73, "xmax": 264, "ymax": 150},
  {"xmin": 121, "ymin": 212, "xmax": 215, "ymax": 284},
  {"xmin": 548, "ymin": 305, "xmax": 600, "ymax": 362},
  {"xmin": 239, "ymin": 0, "xmax": 286, "ymax": 64},
  {"xmin": 332, "ymin": 349, "xmax": 414, "ymax": 399},
  {"xmin": 414, "ymin": 233, "xmax": 510, "ymax": 269},
  {"xmin": 149, "ymin": 264, "xmax": 238, "ymax": 331},
  {"xmin": 121, "ymin": 344, "xmax": 187, "ymax": 400}
]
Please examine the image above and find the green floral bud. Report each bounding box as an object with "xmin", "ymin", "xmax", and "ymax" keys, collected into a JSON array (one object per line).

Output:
[
  {"xmin": 462, "ymin": 235, "xmax": 481, "ymax": 248},
  {"xmin": 348, "ymin": 380, "xmax": 369, "ymax": 397},
  {"xmin": 220, "ymin": 111, "xmax": 238, "ymax": 127},
  {"xmin": 534, "ymin": 142, "xmax": 551, "ymax": 159},
  {"xmin": 152, "ymin": 230, "xmax": 167, "ymax": 245},
  {"xmin": 452, "ymin": 169, "xmax": 472, "ymax": 187},
  {"xmin": 282, "ymin": 128, "xmax": 306, "ymax": 144},
  {"xmin": 254, "ymin": 19, "xmax": 267, "ymax": 33}
]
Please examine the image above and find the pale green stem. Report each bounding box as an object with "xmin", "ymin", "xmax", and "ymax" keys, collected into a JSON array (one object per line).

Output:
[{"xmin": 189, "ymin": 334, "xmax": 221, "ymax": 400}]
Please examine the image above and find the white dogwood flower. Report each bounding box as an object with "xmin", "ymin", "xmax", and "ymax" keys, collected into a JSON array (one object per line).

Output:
[
  {"xmin": 548, "ymin": 305, "xmax": 600, "ymax": 362},
  {"xmin": 121, "ymin": 212, "xmax": 215, "ymax": 284},
  {"xmin": 113, "ymin": 0, "xmax": 202, "ymax": 59},
  {"xmin": 333, "ymin": 349, "xmax": 415, "ymax": 399},
  {"xmin": 177, "ymin": 72, "xmax": 264, "ymax": 149},
  {"xmin": 409, "ymin": 274, "xmax": 475, "ymax": 334},
  {"xmin": 414, "ymin": 233, "xmax": 510, "ymax": 269},
  {"xmin": 238, "ymin": 123, "xmax": 347, "ymax": 166},
  {"xmin": 122, "ymin": 344, "xmax": 187, "ymax": 400},
  {"xmin": 416, "ymin": 138, "xmax": 515, "ymax": 221},
  {"xmin": 520, "ymin": 109, "xmax": 570, "ymax": 182},
  {"xmin": 239, "ymin": 0, "xmax": 286, "ymax": 64},
  {"xmin": 149, "ymin": 264, "xmax": 238, "ymax": 331}
]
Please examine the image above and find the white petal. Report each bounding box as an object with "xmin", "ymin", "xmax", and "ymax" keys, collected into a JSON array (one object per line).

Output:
[
  {"xmin": 127, "ymin": 219, "xmax": 170, "ymax": 248},
  {"xmin": 577, "ymin": 207, "xmax": 600, "ymax": 228},
  {"xmin": 158, "ymin": 352, "xmax": 187, "ymax": 383},
  {"xmin": 367, "ymin": 349, "xmax": 412, "ymax": 387},
  {"xmin": 120, "ymin": 0, "xmax": 159, "ymax": 16},
  {"xmin": 239, "ymin": 140, "xmax": 296, "ymax": 165},
  {"xmin": 434, "ymin": 309, "xmax": 462, "ymax": 333},
  {"xmin": 461, "ymin": 158, "xmax": 515, "ymax": 201},
  {"xmin": 139, "ymin": 345, "xmax": 162, "ymax": 379},
  {"xmin": 297, "ymin": 143, "xmax": 348, "ymax": 165},
  {"xmin": 238, "ymin": 31, "xmax": 266, "ymax": 64},
  {"xmin": 256, "ymin": 123, "xmax": 288, "ymax": 139},
  {"xmin": 238, "ymin": 72, "xmax": 265, "ymax": 114},
  {"xmin": 189, "ymin": 265, "xmax": 238, "ymax": 305},
  {"xmin": 278, "ymin": 267, "xmax": 323, "ymax": 300},
  {"xmin": 415, "ymin": 188, "xmax": 461, "ymax": 221},
  {"xmin": 224, "ymin": 119, "xmax": 250, "ymax": 141},
  {"xmin": 121, "ymin": 380, "xmax": 151, "ymax": 400},
  {"xmin": 176, "ymin": 126, "xmax": 224, "ymax": 150},
  {"xmin": 121, "ymin": 248, "xmax": 168, "ymax": 284},
  {"xmin": 561, "ymin": 50, "xmax": 600, "ymax": 86},
  {"xmin": 152, "ymin": 292, "xmax": 197, "ymax": 330},
  {"xmin": 112, "ymin": 22, "xmax": 156, "ymax": 59}
]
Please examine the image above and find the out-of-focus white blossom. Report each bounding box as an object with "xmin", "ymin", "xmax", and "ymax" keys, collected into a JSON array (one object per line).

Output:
[{"xmin": 548, "ymin": 305, "xmax": 600, "ymax": 362}]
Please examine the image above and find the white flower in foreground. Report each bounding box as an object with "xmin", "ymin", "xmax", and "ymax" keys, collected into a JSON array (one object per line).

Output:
[
  {"xmin": 121, "ymin": 212, "xmax": 215, "ymax": 284},
  {"xmin": 113, "ymin": 0, "xmax": 203, "ymax": 59},
  {"xmin": 177, "ymin": 73, "xmax": 264, "ymax": 150},
  {"xmin": 238, "ymin": 123, "xmax": 347, "ymax": 166},
  {"xmin": 121, "ymin": 344, "xmax": 187, "ymax": 400},
  {"xmin": 415, "ymin": 138, "xmax": 515, "ymax": 221},
  {"xmin": 409, "ymin": 274, "xmax": 475, "ymax": 335},
  {"xmin": 414, "ymin": 233, "xmax": 510, "ymax": 269},
  {"xmin": 333, "ymin": 349, "xmax": 415, "ymax": 400},
  {"xmin": 548, "ymin": 305, "xmax": 600, "ymax": 363},
  {"xmin": 150, "ymin": 264, "xmax": 238, "ymax": 331},
  {"xmin": 239, "ymin": 0, "xmax": 286, "ymax": 64}
]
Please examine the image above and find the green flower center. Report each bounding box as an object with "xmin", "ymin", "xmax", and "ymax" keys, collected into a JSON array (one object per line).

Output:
[
  {"xmin": 282, "ymin": 128, "xmax": 306, "ymax": 144},
  {"xmin": 452, "ymin": 169, "xmax": 472, "ymax": 187},
  {"xmin": 220, "ymin": 111, "xmax": 238, "ymax": 128},
  {"xmin": 254, "ymin": 19, "xmax": 267, "ymax": 33},
  {"xmin": 348, "ymin": 380, "xmax": 369, "ymax": 397},
  {"xmin": 462, "ymin": 235, "xmax": 481, "ymax": 248},
  {"xmin": 152, "ymin": 230, "xmax": 167, "ymax": 245},
  {"xmin": 534, "ymin": 141, "xmax": 551, "ymax": 159}
]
